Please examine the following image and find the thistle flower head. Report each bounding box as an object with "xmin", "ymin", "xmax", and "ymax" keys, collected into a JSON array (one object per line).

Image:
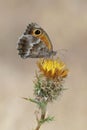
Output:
[
  {"xmin": 33, "ymin": 58, "xmax": 69, "ymax": 103},
  {"xmin": 37, "ymin": 58, "xmax": 68, "ymax": 80}
]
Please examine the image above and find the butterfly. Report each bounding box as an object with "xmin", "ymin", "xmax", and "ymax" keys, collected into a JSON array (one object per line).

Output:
[{"xmin": 17, "ymin": 23, "xmax": 56, "ymax": 58}]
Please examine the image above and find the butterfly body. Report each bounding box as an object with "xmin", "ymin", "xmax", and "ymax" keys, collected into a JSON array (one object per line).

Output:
[{"xmin": 17, "ymin": 23, "xmax": 56, "ymax": 58}]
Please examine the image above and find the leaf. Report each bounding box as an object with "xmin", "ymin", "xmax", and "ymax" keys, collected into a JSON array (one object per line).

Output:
[
  {"xmin": 22, "ymin": 97, "xmax": 47, "ymax": 109},
  {"xmin": 22, "ymin": 97, "xmax": 30, "ymax": 101},
  {"xmin": 39, "ymin": 116, "xmax": 54, "ymax": 125}
]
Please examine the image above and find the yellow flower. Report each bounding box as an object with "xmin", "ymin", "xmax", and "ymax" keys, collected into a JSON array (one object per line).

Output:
[{"xmin": 37, "ymin": 58, "xmax": 68, "ymax": 79}]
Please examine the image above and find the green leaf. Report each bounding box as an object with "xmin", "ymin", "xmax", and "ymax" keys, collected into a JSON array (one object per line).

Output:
[
  {"xmin": 29, "ymin": 98, "xmax": 40, "ymax": 105},
  {"xmin": 29, "ymin": 98, "xmax": 47, "ymax": 109},
  {"xmin": 22, "ymin": 97, "xmax": 39, "ymax": 104},
  {"xmin": 22, "ymin": 97, "xmax": 47, "ymax": 109},
  {"xmin": 39, "ymin": 116, "xmax": 54, "ymax": 125},
  {"xmin": 22, "ymin": 97, "xmax": 30, "ymax": 101}
]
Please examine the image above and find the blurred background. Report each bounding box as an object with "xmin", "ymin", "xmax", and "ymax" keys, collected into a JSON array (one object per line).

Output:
[{"xmin": 0, "ymin": 0, "xmax": 87, "ymax": 130}]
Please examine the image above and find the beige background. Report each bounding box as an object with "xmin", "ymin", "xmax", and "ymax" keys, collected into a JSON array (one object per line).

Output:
[{"xmin": 0, "ymin": 0, "xmax": 87, "ymax": 130}]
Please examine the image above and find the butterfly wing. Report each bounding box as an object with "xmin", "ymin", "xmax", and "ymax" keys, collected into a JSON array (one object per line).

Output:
[
  {"xmin": 17, "ymin": 23, "xmax": 56, "ymax": 58},
  {"xmin": 17, "ymin": 34, "xmax": 54, "ymax": 58}
]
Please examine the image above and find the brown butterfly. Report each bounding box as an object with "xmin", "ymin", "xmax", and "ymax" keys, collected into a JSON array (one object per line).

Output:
[{"xmin": 17, "ymin": 23, "xmax": 56, "ymax": 58}]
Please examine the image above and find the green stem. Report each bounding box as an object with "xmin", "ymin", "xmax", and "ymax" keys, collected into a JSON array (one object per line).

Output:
[
  {"xmin": 35, "ymin": 124, "xmax": 41, "ymax": 130},
  {"xmin": 35, "ymin": 105, "xmax": 47, "ymax": 130}
]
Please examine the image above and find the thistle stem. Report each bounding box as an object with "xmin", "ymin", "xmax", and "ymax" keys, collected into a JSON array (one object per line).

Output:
[
  {"xmin": 35, "ymin": 124, "xmax": 41, "ymax": 130},
  {"xmin": 35, "ymin": 105, "xmax": 47, "ymax": 130}
]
